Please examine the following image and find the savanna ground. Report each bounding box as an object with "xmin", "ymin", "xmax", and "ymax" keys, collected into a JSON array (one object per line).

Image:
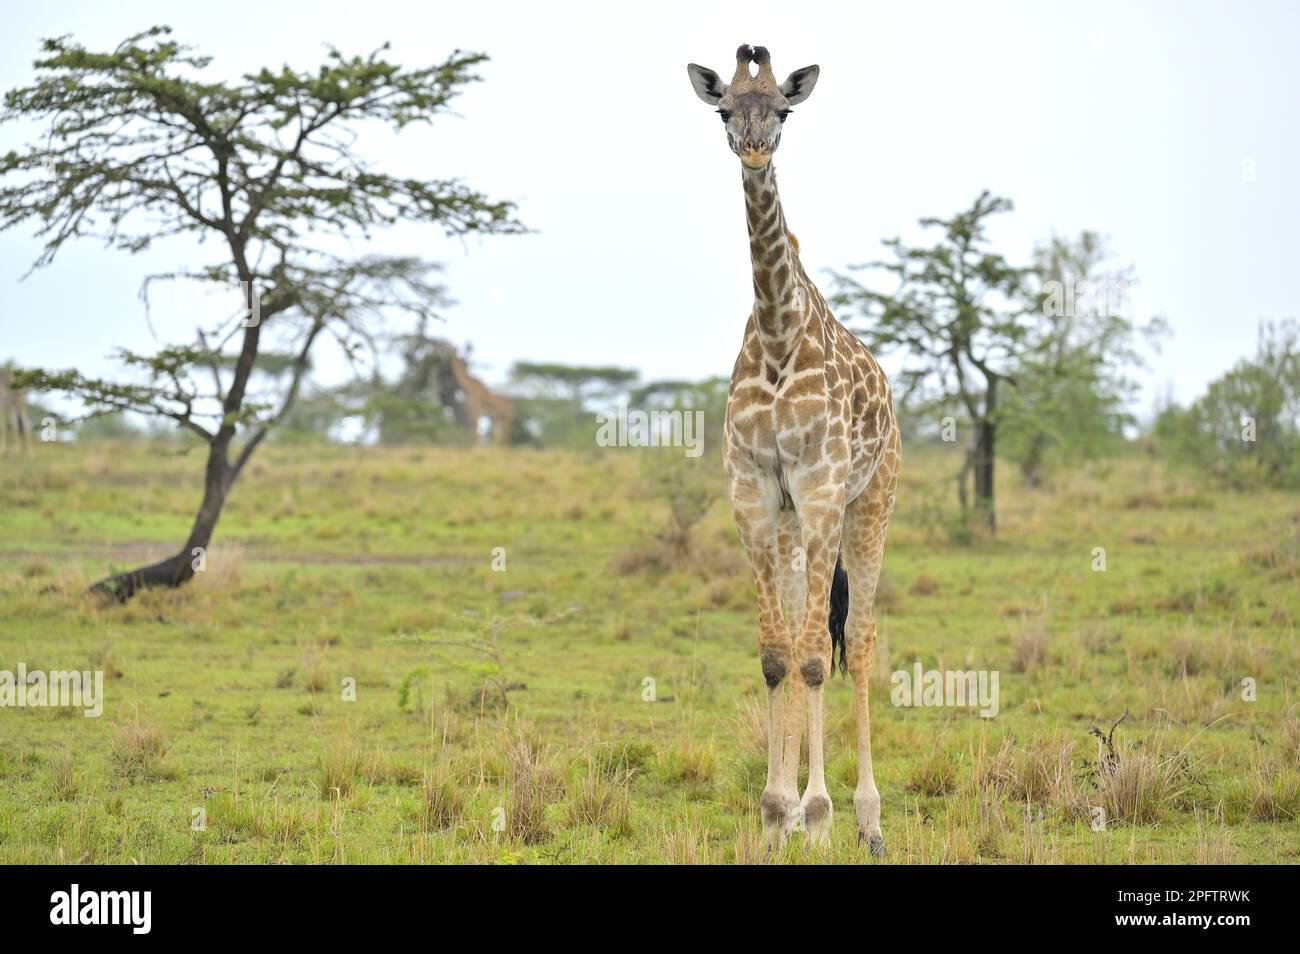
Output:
[{"xmin": 0, "ymin": 441, "xmax": 1297, "ymax": 864}]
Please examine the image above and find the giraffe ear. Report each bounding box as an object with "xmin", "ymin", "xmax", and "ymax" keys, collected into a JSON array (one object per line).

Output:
[
  {"xmin": 780, "ymin": 65, "xmax": 819, "ymax": 105},
  {"xmin": 687, "ymin": 64, "xmax": 727, "ymax": 105}
]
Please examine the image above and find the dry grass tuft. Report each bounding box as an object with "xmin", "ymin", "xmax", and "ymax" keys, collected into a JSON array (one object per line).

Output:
[
  {"xmin": 111, "ymin": 717, "xmax": 175, "ymax": 782},
  {"xmin": 1222, "ymin": 752, "xmax": 1300, "ymax": 823},
  {"xmin": 1011, "ymin": 619, "xmax": 1051, "ymax": 674},
  {"xmin": 501, "ymin": 728, "xmax": 561, "ymax": 845},
  {"xmin": 909, "ymin": 744, "xmax": 959, "ymax": 796},
  {"xmin": 301, "ymin": 646, "xmax": 329, "ymax": 694},
  {"xmin": 316, "ymin": 737, "xmax": 375, "ymax": 799},
  {"xmin": 566, "ymin": 759, "xmax": 632, "ymax": 835},
  {"xmin": 657, "ymin": 734, "xmax": 717, "ymax": 787},
  {"xmin": 1194, "ymin": 812, "xmax": 1232, "ymax": 863},
  {"xmin": 730, "ymin": 822, "xmax": 770, "ymax": 864},
  {"xmin": 1091, "ymin": 745, "xmax": 1187, "ymax": 825},
  {"xmin": 592, "ymin": 740, "xmax": 655, "ymax": 780},
  {"xmin": 415, "ymin": 765, "xmax": 466, "ymax": 832},
  {"xmin": 1082, "ymin": 716, "xmax": 1195, "ymax": 825},
  {"xmin": 50, "ymin": 747, "xmax": 79, "ymax": 800},
  {"xmin": 1283, "ymin": 710, "xmax": 1300, "ymax": 762},
  {"xmin": 972, "ymin": 732, "xmax": 1078, "ymax": 812},
  {"xmin": 662, "ymin": 814, "xmax": 717, "ymax": 864},
  {"xmin": 22, "ymin": 557, "xmax": 51, "ymax": 578},
  {"xmin": 909, "ymin": 574, "xmax": 940, "ymax": 596}
]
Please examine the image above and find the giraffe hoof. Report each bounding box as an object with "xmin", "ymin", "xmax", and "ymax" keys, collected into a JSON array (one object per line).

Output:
[
  {"xmin": 858, "ymin": 831, "xmax": 887, "ymax": 857},
  {"xmin": 761, "ymin": 790, "xmax": 801, "ymax": 844},
  {"xmin": 760, "ymin": 791, "xmax": 788, "ymax": 827}
]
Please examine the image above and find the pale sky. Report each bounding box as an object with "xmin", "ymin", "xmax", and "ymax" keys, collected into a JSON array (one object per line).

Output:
[{"xmin": 1, "ymin": 0, "xmax": 1297, "ymax": 417}]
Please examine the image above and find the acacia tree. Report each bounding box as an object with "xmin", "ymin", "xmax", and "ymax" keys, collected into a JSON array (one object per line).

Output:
[
  {"xmin": 831, "ymin": 191, "xmax": 1031, "ymax": 531},
  {"xmin": 0, "ymin": 27, "xmax": 521, "ymax": 599},
  {"xmin": 508, "ymin": 363, "xmax": 640, "ymax": 409},
  {"xmin": 1000, "ymin": 232, "xmax": 1163, "ymax": 486}
]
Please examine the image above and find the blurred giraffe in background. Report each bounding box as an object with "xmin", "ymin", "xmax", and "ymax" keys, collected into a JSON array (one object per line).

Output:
[
  {"xmin": 687, "ymin": 45, "xmax": 901, "ymax": 852},
  {"xmin": 448, "ymin": 352, "xmax": 512, "ymax": 446},
  {"xmin": 0, "ymin": 367, "xmax": 34, "ymax": 454}
]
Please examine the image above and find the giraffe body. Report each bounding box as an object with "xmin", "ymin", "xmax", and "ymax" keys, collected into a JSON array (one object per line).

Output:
[
  {"xmin": 448, "ymin": 352, "xmax": 512, "ymax": 446},
  {"xmin": 689, "ymin": 46, "xmax": 901, "ymax": 850}
]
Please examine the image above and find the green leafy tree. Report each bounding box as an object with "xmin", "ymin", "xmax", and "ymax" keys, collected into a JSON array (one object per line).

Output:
[
  {"xmin": 508, "ymin": 362, "xmax": 638, "ymax": 448},
  {"xmin": 270, "ymin": 386, "xmax": 350, "ymax": 445},
  {"xmin": 642, "ymin": 451, "xmax": 718, "ymax": 558},
  {"xmin": 0, "ymin": 27, "xmax": 521, "ymax": 599},
  {"xmin": 1157, "ymin": 319, "xmax": 1300, "ymax": 487},
  {"xmin": 831, "ymin": 192, "xmax": 1032, "ymax": 531},
  {"xmin": 1000, "ymin": 232, "xmax": 1165, "ymax": 486}
]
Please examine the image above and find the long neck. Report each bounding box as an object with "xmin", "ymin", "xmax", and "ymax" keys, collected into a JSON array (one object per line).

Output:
[{"xmin": 741, "ymin": 162, "xmax": 804, "ymax": 356}]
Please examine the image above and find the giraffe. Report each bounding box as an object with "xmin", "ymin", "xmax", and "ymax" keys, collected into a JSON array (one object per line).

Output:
[
  {"xmin": 0, "ymin": 367, "xmax": 34, "ymax": 455},
  {"xmin": 447, "ymin": 352, "xmax": 513, "ymax": 446},
  {"xmin": 687, "ymin": 45, "xmax": 902, "ymax": 852}
]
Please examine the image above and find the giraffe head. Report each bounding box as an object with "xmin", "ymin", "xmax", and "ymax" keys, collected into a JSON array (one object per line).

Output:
[{"xmin": 686, "ymin": 45, "xmax": 819, "ymax": 169}]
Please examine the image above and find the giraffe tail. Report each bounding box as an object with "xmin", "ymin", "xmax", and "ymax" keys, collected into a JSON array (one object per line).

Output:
[{"xmin": 827, "ymin": 556, "xmax": 849, "ymax": 676}]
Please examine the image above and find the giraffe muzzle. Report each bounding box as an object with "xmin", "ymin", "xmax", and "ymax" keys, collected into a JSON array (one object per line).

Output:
[{"xmin": 740, "ymin": 139, "xmax": 771, "ymax": 168}]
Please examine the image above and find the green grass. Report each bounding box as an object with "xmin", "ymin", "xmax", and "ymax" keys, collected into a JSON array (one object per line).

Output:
[{"xmin": 0, "ymin": 441, "xmax": 1296, "ymax": 863}]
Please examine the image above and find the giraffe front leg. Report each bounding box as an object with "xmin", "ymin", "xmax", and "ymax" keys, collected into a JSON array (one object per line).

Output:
[
  {"xmin": 774, "ymin": 509, "xmax": 807, "ymax": 827},
  {"xmin": 731, "ymin": 479, "xmax": 800, "ymax": 846},
  {"xmin": 792, "ymin": 491, "xmax": 845, "ymax": 847},
  {"xmin": 798, "ymin": 671, "xmax": 833, "ymax": 847},
  {"xmin": 842, "ymin": 454, "xmax": 899, "ymax": 856},
  {"xmin": 758, "ymin": 635, "xmax": 799, "ymax": 845}
]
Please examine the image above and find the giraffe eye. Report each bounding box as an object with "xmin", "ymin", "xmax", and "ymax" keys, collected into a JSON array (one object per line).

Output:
[
  {"xmin": 717, "ymin": 110, "xmax": 732, "ymax": 122},
  {"xmin": 778, "ymin": 109, "xmax": 791, "ymax": 122}
]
